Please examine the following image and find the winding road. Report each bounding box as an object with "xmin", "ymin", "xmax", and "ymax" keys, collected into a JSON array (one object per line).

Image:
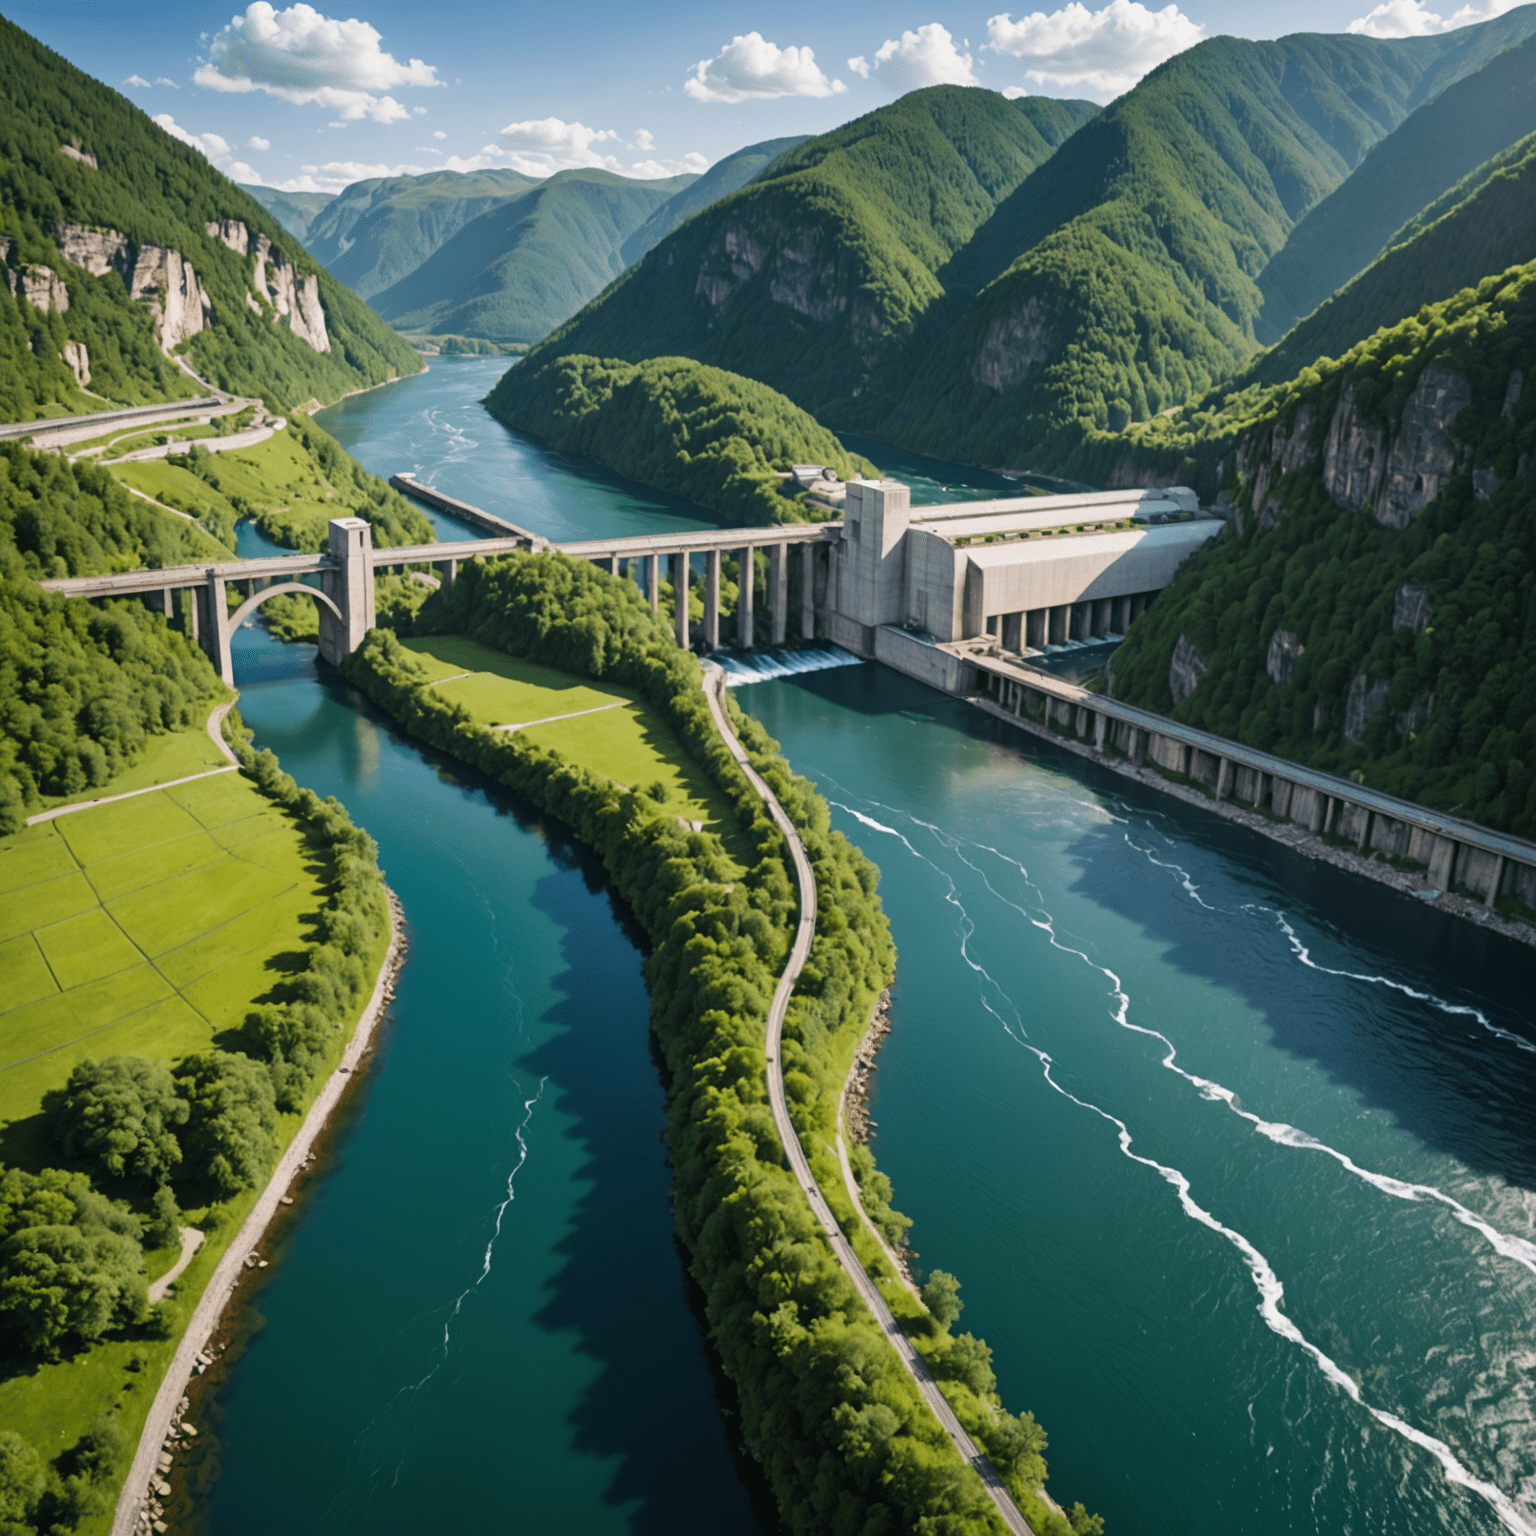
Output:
[{"xmin": 702, "ymin": 666, "xmax": 1038, "ymax": 1536}]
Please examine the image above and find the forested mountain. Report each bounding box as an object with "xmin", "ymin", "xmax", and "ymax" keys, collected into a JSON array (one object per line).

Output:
[
  {"xmin": 239, "ymin": 183, "xmax": 335, "ymax": 243},
  {"xmin": 371, "ymin": 169, "xmax": 694, "ymax": 344},
  {"xmin": 620, "ymin": 135, "xmax": 808, "ymax": 265},
  {"xmin": 1251, "ymin": 133, "xmax": 1536, "ymax": 384},
  {"xmin": 303, "ymin": 168, "xmax": 540, "ymax": 300},
  {"xmin": 517, "ymin": 87, "xmax": 1099, "ymax": 424},
  {"xmin": 0, "ymin": 15, "xmax": 421, "ymax": 420},
  {"xmin": 509, "ymin": 11, "xmax": 1536, "ymax": 471},
  {"xmin": 1082, "ymin": 259, "xmax": 1536, "ymax": 840},
  {"xmin": 1255, "ymin": 29, "xmax": 1536, "ymax": 344}
]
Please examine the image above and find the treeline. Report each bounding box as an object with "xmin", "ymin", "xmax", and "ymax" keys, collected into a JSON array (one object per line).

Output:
[
  {"xmin": 344, "ymin": 553, "xmax": 1099, "ymax": 1535},
  {"xmin": 1105, "ymin": 261, "xmax": 1536, "ymax": 835},
  {"xmin": 486, "ymin": 354, "xmax": 876, "ymax": 526}
]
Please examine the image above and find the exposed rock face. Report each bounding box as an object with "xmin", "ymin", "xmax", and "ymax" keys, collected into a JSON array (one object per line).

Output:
[
  {"xmin": 59, "ymin": 144, "xmax": 97, "ymax": 169},
  {"xmin": 252, "ymin": 235, "xmax": 330, "ymax": 353},
  {"xmin": 1503, "ymin": 368, "xmax": 1524, "ymax": 423},
  {"xmin": 20, "ymin": 265, "xmax": 69, "ymax": 313},
  {"xmin": 1343, "ymin": 674, "xmax": 1391, "ymax": 743},
  {"xmin": 61, "ymin": 340, "xmax": 90, "ymax": 386},
  {"xmin": 53, "ymin": 223, "xmax": 212, "ymax": 351},
  {"xmin": 972, "ymin": 297, "xmax": 1053, "ymax": 392},
  {"xmin": 1396, "ymin": 692, "xmax": 1434, "ymax": 735},
  {"xmin": 55, "ymin": 223, "xmax": 131, "ymax": 276},
  {"xmin": 1266, "ymin": 627, "xmax": 1304, "ymax": 685},
  {"xmin": 1322, "ymin": 368, "xmax": 1470, "ymax": 529},
  {"xmin": 1392, "ymin": 583, "xmax": 1434, "ymax": 633},
  {"xmin": 1473, "ymin": 467, "xmax": 1502, "ymax": 502},
  {"xmin": 1245, "ymin": 403, "xmax": 1316, "ymax": 524},
  {"xmin": 129, "ymin": 247, "xmax": 213, "ymax": 350},
  {"xmin": 206, "ymin": 219, "xmax": 250, "ymax": 255},
  {"xmin": 1168, "ymin": 633, "xmax": 1208, "ymax": 706}
]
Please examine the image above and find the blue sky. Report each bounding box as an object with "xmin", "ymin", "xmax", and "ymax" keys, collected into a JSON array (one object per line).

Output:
[{"xmin": 8, "ymin": 0, "xmax": 1526, "ymax": 193}]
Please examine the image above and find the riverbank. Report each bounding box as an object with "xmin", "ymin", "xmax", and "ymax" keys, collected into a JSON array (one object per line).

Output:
[
  {"xmin": 966, "ymin": 693, "xmax": 1536, "ymax": 950},
  {"xmin": 112, "ymin": 885, "xmax": 406, "ymax": 1536}
]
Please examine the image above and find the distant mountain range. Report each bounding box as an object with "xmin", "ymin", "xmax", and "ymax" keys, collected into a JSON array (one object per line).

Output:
[{"xmin": 238, "ymin": 139, "xmax": 809, "ymax": 347}]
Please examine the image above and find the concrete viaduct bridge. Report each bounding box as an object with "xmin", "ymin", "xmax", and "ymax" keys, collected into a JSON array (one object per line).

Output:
[{"xmin": 37, "ymin": 513, "xmax": 835, "ymax": 686}]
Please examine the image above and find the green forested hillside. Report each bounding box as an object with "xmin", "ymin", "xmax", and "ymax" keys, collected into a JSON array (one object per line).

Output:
[
  {"xmin": 303, "ymin": 168, "xmax": 539, "ymax": 300},
  {"xmin": 880, "ymin": 19, "xmax": 1536, "ymax": 467},
  {"xmin": 620, "ymin": 135, "xmax": 808, "ymax": 265},
  {"xmin": 487, "ymin": 354, "xmax": 875, "ymax": 524},
  {"xmin": 373, "ymin": 170, "xmax": 693, "ymax": 344},
  {"xmin": 512, "ymin": 88, "xmax": 1099, "ymax": 425},
  {"xmin": 1100, "ymin": 262, "xmax": 1536, "ymax": 839},
  {"xmin": 1255, "ymin": 31, "xmax": 1536, "ymax": 344},
  {"xmin": 1250, "ymin": 134, "xmax": 1536, "ymax": 384},
  {"xmin": 238, "ymin": 184, "xmax": 335, "ymax": 243},
  {"xmin": 0, "ymin": 14, "xmax": 422, "ymax": 421}
]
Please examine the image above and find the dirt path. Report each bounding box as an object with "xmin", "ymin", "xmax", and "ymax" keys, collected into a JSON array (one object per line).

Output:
[
  {"xmin": 701, "ymin": 665, "xmax": 1038, "ymax": 1536},
  {"xmin": 148, "ymin": 1229, "xmax": 205, "ymax": 1303}
]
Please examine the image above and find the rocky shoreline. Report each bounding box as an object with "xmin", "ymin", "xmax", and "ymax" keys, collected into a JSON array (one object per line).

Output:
[{"xmin": 842, "ymin": 986, "xmax": 892, "ymax": 1146}]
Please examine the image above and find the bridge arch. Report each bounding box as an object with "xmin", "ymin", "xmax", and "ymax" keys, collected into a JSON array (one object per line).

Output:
[{"xmin": 227, "ymin": 581, "xmax": 344, "ymax": 632}]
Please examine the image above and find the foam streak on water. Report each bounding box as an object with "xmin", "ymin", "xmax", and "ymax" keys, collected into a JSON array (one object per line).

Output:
[{"xmin": 821, "ymin": 778, "xmax": 1534, "ymax": 1535}]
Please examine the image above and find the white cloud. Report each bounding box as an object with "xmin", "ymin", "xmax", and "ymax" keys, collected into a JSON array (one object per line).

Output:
[
  {"xmin": 685, "ymin": 32, "xmax": 846, "ymax": 102},
  {"xmin": 246, "ymin": 134, "xmax": 271, "ymax": 150},
  {"xmin": 269, "ymin": 157, "xmax": 426, "ymax": 192},
  {"xmin": 1346, "ymin": 0, "xmax": 1519, "ymax": 35},
  {"xmin": 635, "ymin": 128, "xmax": 656, "ymax": 151},
  {"xmin": 123, "ymin": 74, "xmax": 151, "ymax": 87},
  {"xmin": 629, "ymin": 152, "xmax": 712, "ymax": 178},
  {"xmin": 497, "ymin": 116, "xmax": 621, "ymax": 175},
  {"xmin": 432, "ymin": 128, "xmax": 446, "ymax": 139},
  {"xmin": 154, "ymin": 113, "xmax": 259, "ymax": 183},
  {"xmin": 853, "ymin": 23, "xmax": 979, "ymax": 92},
  {"xmin": 987, "ymin": 0, "xmax": 1203, "ymax": 101},
  {"xmin": 154, "ymin": 77, "xmax": 179, "ymax": 87},
  {"xmin": 194, "ymin": 2, "xmax": 439, "ymax": 123},
  {"xmin": 1001, "ymin": 84, "xmax": 1029, "ymax": 97}
]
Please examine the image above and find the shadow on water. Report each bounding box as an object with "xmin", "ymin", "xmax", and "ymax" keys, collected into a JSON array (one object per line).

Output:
[
  {"xmin": 298, "ymin": 667, "xmax": 773, "ymax": 1535},
  {"xmin": 517, "ymin": 828, "xmax": 781, "ymax": 1535},
  {"xmin": 791, "ymin": 662, "xmax": 1536, "ymax": 1190}
]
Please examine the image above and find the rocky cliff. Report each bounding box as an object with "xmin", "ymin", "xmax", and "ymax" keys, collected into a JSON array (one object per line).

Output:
[
  {"xmin": 53, "ymin": 222, "xmax": 213, "ymax": 351},
  {"xmin": 207, "ymin": 220, "xmax": 330, "ymax": 354}
]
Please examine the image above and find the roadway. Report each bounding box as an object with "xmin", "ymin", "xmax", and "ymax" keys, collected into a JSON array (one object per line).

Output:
[{"xmin": 702, "ymin": 664, "xmax": 1037, "ymax": 1536}]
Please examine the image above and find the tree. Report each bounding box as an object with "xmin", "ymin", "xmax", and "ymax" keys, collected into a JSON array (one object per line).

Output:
[
  {"xmin": 921, "ymin": 1270, "xmax": 964, "ymax": 1329},
  {"xmin": 175, "ymin": 1052, "xmax": 277, "ymax": 1196},
  {"xmin": 145, "ymin": 1184, "xmax": 180, "ymax": 1250},
  {"xmin": 0, "ymin": 1431, "xmax": 43, "ymax": 1530},
  {"xmin": 44, "ymin": 1056, "xmax": 187, "ymax": 1185},
  {"xmin": 0, "ymin": 1225, "xmax": 148, "ymax": 1353}
]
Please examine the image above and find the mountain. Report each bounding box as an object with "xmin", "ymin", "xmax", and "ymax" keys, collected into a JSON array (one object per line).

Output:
[
  {"xmin": 879, "ymin": 16, "xmax": 1536, "ymax": 467},
  {"xmin": 303, "ymin": 168, "xmax": 540, "ymax": 300},
  {"xmin": 0, "ymin": 14, "xmax": 422, "ymax": 420},
  {"xmin": 508, "ymin": 11, "xmax": 1536, "ymax": 473},
  {"xmin": 1250, "ymin": 133, "xmax": 1536, "ymax": 385},
  {"xmin": 1255, "ymin": 29, "xmax": 1536, "ymax": 344},
  {"xmin": 620, "ymin": 136, "xmax": 808, "ymax": 265},
  {"xmin": 512, "ymin": 87, "xmax": 1100, "ymax": 426},
  {"xmin": 369, "ymin": 169, "xmax": 695, "ymax": 344},
  {"xmin": 1098, "ymin": 258, "xmax": 1536, "ymax": 841},
  {"xmin": 239, "ymin": 183, "xmax": 335, "ymax": 242}
]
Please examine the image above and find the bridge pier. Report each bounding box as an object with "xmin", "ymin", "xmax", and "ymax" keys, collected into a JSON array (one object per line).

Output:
[
  {"xmin": 738, "ymin": 546, "xmax": 755, "ymax": 648},
  {"xmin": 318, "ymin": 518, "xmax": 376, "ymax": 669},
  {"xmin": 673, "ymin": 551, "xmax": 689, "ymax": 647},
  {"xmin": 705, "ymin": 549, "xmax": 721, "ymax": 650},
  {"xmin": 802, "ymin": 544, "xmax": 816, "ymax": 642},
  {"xmin": 647, "ymin": 553, "xmax": 659, "ymax": 616},
  {"xmin": 768, "ymin": 543, "xmax": 787, "ymax": 646}
]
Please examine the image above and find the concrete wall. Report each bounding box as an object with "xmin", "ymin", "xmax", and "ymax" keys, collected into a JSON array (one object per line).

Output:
[
  {"xmin": 837, "ymin": 480, "xmax": 912, "ymax": 630},
  {"xmin": 873, "ymin": 625, "xmax": 970, "ymax": 692},
  {"xmin": 903, "ymin": 527, "xmax": 967, "ymax": 640}
]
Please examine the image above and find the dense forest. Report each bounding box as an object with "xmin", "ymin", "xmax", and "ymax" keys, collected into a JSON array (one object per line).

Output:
[
  {"xmin": 1100, "ymin": 260, "xmax": 1536, "ymax": 837},
  {"xmin": 488, "ymin": 354, "xmax": 875, "ymax": 525},
  {"xmin": 341, "ymin": 555, "xmax": 1101, "ymax": 1536},
  {"xmin": 0, "ymin": 14, "xmax": 422, "ymax": 420}
]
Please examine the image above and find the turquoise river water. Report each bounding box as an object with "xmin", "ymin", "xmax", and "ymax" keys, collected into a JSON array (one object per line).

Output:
[{"xmin": 197, "ymin": 358, "xmax": 1535, "ymax": 1536}]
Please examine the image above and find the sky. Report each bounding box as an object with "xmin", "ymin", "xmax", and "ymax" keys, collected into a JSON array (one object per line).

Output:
[{"xmin": 7, "ymin": 0, "xmax": 1531, "ymax": 194}]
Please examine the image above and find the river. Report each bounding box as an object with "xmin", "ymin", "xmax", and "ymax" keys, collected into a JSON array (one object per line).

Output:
[{"xmin": 203, "ymin": 358, "xmax": 1535, "ymax": 1536}]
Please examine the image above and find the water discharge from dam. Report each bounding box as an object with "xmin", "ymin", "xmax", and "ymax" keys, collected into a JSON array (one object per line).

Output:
[{"xmin": 196, "ymin": 359, "xmax": 1533, "ymax": 1536}]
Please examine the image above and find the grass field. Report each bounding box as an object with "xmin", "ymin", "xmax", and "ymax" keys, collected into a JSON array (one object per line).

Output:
[
  {"xmin": 0, "ymin": 755, "xmax": 386, "ymax": 1528},
  {"xmin": 401, "ymin": 636, "xmax": 746, "ymax": 855},
  {"xmin": 35, "ymin": 725, "xmax": 232, "ymax": 815}
]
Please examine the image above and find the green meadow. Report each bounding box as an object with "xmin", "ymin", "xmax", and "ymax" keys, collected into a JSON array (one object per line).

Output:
[
  {"xmin": 401, "ymin": 635, "xmax": 745, "ymax": 850},
  {"xmin": 0, "ymin": 755, "xmax": 386, "ymax": 1527}
]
